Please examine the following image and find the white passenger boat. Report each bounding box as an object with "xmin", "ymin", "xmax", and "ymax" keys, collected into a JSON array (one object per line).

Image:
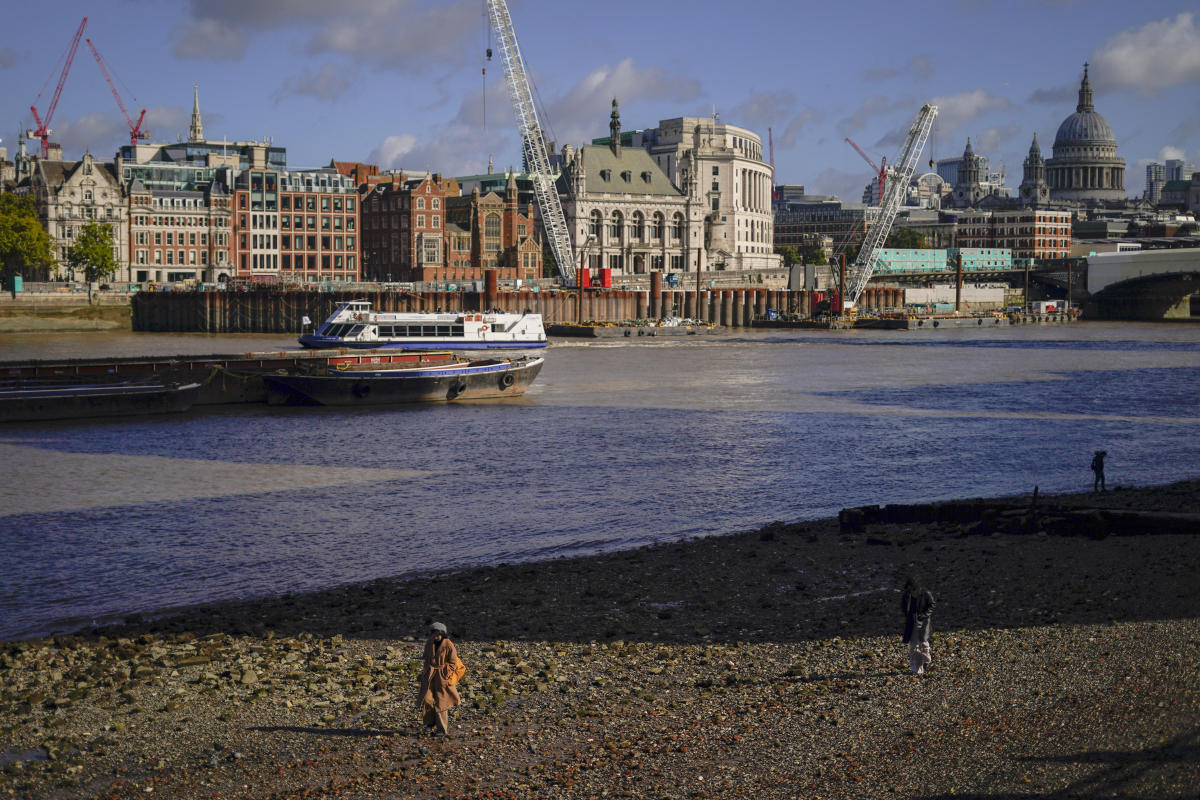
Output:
[{"xmin": 298, "ymin": 300, "xmax": 547, "ymax": 350}]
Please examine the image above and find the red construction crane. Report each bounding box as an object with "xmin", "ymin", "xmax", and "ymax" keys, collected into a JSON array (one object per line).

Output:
[
  {"xmin": 844, "ymin": 136, "xmax": 886, "ymax": 204},
  {"xmin": 29, "ymin": 17, "xmax": 88, "ymax": 158},
  {"xmin": 86, "ymin": 38, "xmax": 148, "ymax": 146}
]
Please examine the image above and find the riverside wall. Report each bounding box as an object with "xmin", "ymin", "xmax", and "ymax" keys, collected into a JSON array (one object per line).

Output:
[{"xmin": 132, "ymin": 282, "xmax": 909, "ymax": 333}]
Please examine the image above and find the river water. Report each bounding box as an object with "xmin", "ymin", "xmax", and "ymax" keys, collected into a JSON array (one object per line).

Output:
[{"xmin": 1, "ymin": 323, "xmax": 1198, "ymax": 640}]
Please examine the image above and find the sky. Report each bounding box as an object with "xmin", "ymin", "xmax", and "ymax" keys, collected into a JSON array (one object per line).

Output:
[{"xmin": 2, "ymin": 0, "xmax": 1198, "ymax": 201}]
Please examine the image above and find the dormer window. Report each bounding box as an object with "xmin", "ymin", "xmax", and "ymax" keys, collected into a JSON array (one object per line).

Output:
[
  {"xmin": 641, "ymin": 171, "xmax": 652, "ymax": 183},
  {"xmin": 600, "ymin": 169, "xmax": 611, "ymax": 182},
  {"xmin": 621, "ymin": 171, "xmax": 632, "ymax": 183}
]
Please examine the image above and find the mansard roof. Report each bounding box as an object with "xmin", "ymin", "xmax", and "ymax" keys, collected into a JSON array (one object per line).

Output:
[{"xmin": 568, "ymin": 144, "xmax": 683, "ymax": 197}]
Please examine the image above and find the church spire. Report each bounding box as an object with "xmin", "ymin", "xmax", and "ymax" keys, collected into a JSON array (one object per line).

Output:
[
  {"xmin": 1076, "ymin": 62, "xmax": 1094, "ymax": 113},
  {"xmin": 609, "ymin": 98, "xmax": 621, "ymax": 157},
  {"xmin": 189, "ymin": 82, "xmax": 204, "ymax": 142}
]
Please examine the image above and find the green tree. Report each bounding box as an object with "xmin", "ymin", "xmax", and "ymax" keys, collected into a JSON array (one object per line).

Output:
[
  {"xmin": 775, "ymin": 245, "xmax": 801, "ymax": 266},
  {"xmin": 802, "ymin": 245, "xmax": 828, "ymax": 266},
  {"xmin": 65, "ymin": 221, "xmax": 118, "ymax": 283},
  {"xmin": 885, "ymin": 227, "xmax": 928, "ymax": 249},
  {"xmin": 0, "ymin": 194, "xmax": 55, "ymax": 284}
]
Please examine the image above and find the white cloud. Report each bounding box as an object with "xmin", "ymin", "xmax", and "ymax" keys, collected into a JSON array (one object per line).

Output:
[
  {"xmin": 975, "ymin": 124, "xmax": 1022, "ymax": 157},
  {"xmin": 863, "ymin": 54, "xmax": 933, "ymax": 82},
  {"xmin": 1027, "ymin": 84, "xmax": 1075, "ymax": 105},
  {"xmin": 540, "ymin": 58, "xmax": 701, "ymax": 148},
  {"xmin": 732, "ymin": 91, "xmax": 821, "ymax": 149},
  {"xmin": 838, "ymin": 95, "xmax": 907, "ymax": 138},
  {"xmin": 0, "ymin": 47, "xmax": 17, "ymax": 69},
  {"xmin": 170, "ymin": 17, "xmax": 248, "ymax": 61},
  {"xmin": 47, "ymin": 113, "xmax": 129, "ymax": 159},
  {"xmin": 307, "ymin": 1, "xmax": 478, "ymax": 71},
  {"xmin": 170, "ymin": 0, "xmax": 479, "ymax": 70},
  {"xmin": 929, "ymin": 89, "xmax": 1011, "ymax": 134},
  {"xmin": 369, "ymin": 134, "xmax": 420, "ymax": 169},
  {"xmin": 365, "ymin": 56, "xmax": 704, "ymax": 177},
  {"xmin": 1090, "ymin": 12, "xmax": 1200, "ymax": 93},
  {"xmin": 140, "ymin": 104, "xmax": 204, "ymax": 144},
  {"xmin": 1157, "ymin": 145, "xmax": 1186, "ymax": 162},
  {"xmin": 779, "ymin": 109, "xmax": 821, "ymax": 150},
  {"xmin": 274, "ymin": 63, "xmax": 356, "ymax": 104}
]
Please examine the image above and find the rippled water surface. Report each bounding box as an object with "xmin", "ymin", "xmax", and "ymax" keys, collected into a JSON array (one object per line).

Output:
[{"xmin": 2, "ymin": 323, "xmax": 1198, "ymax": 639}]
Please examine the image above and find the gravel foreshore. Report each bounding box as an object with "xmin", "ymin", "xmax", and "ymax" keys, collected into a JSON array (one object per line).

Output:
[{"xmin": 3, "ymin": 481, "xmax": 1199, "ymax": 799}]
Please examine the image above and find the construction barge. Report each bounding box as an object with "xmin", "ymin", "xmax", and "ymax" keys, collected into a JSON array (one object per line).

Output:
[
  {"xmin": 753, "ymin": 309, "xmax": 1078, "ymax": 331},
  {"xmin": 548, "ymin": 321, "xmax": 722, "ymax": 338},
  {"xmin": 0, "ymin": 349, "xmax": 457, "ymax": 407}
]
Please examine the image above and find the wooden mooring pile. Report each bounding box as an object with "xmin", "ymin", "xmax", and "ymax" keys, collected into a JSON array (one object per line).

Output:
[{"xmin": 132, "ymin": 272, "xmax": 907, "ymax": 334}]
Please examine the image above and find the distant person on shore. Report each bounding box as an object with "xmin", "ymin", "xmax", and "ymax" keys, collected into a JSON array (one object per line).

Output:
[
  {"xmin": 901, "ymin": 577, "xmax": 935, "ymax": 675},
  {"xmin": 1091, "ymin": 450, "xmax": 1107, "ymax": 493},
  {"xmin": 417, "ymin": 622, "xmax": 464, "ymax": 737}
]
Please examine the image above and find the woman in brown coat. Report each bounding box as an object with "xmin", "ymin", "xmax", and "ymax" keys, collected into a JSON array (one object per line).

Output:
[{"xmin": 417, "ymin": 622, "xmax": 461, "ymax": 736}]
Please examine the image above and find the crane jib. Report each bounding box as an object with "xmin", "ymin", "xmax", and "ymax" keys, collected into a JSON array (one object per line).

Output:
[
  {"xmin": 486, "ymin": 0, "xmax": 577, "ymax": 285},
  {"xmin": 845, "ymin": 104, "xmax": 938, "ymax": 307}
]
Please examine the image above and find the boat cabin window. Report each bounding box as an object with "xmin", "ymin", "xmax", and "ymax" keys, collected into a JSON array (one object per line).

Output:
[
  {"xmin": 378, "ymin": 324, "xmax": 466, "ymax": 337},
  {"xmin": 320, "ymin": 323, "xmax": 365, "ymax": 338}
]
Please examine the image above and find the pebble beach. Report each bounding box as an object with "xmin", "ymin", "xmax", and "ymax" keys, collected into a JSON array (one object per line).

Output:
[{"xmin": 2, "ymin": 480, "xmax": 1198, "ymax": 799}]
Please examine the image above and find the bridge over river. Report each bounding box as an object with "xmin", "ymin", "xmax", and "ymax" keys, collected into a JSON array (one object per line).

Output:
[{"xmin": 868, "ymin": 246, "xmax": 1199, "ymax": 321}]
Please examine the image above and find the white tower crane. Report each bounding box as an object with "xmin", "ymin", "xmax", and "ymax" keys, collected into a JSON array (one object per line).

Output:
[
  {"xmin": 843, "ymin": 104, "xmax": 938, "ymax": 307},
  {"xmin": 485, "ymin": 0, "xmax": 577, "ymax": 285}
]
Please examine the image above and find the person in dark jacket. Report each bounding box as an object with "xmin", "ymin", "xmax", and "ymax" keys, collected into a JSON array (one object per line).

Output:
[
  {"xmin": 901, "ymin": 577, "xmax": 935, "ymax": 675},
  {"xmin": 1091, "ymin": 450, "xmax": 1107, "ymax": 492},
  {"xmin": 416, "ymin": 622, "xmax": 461, "ymax": 737}
]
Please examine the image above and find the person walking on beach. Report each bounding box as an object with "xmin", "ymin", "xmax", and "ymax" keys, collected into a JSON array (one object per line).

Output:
[
  {"xmin": 417, "ymin": 622, "xmax": 463, "ymax": 737},
  {"xmin": 901, "ymin": 577, "xmax": 935, "ymax": 675},
  {"xmin": 1091, "ymin": 450, "xmax": 1107, "ymax": 492}
]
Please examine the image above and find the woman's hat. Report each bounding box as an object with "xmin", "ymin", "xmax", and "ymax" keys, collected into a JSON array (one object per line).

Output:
[{"xmin": 429, "ymin": 622, "xmax": 447, "ymax": 634}]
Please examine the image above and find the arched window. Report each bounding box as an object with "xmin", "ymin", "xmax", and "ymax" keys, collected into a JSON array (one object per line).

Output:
[
  {"xmin": 589, "ymin": 210, "xmax": 602, "ymax": 237},
  {"xmin": 650, "ymin": 212, "xmax": 664, "ymax": 240},
  {"xmin": 609, "ymin": 211, "xmax": 623, "ymax": 240},
  {"xmin": 484, "ymin": 213, "xmax": 501, "ymax": 238},
  {"xmin": 671, "ymin": 213, "xmax": 684, "ymax": 241},
  {"xmin": 631, "ymin": 211, "xmax": 645, "ymax": 242}
]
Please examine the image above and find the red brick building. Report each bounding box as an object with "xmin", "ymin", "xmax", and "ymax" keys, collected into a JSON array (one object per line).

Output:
[
  {"xmin": 444, "ymin": 172, "xmax": 543, "ymax": 283},
  {"xmin": 360, "ymin": 172, "xmax": 454, "ymax": 282},
  {"xmin": 957, "ymin": 209, "xmax": 1071, "ymax": 260},
  {"xmin": 230, "ymin": 167, "xmax": 361, "ymax": 284},
  {"xmin": 360, "ymin": 170, "xmax": 543, "ymax": 284}
]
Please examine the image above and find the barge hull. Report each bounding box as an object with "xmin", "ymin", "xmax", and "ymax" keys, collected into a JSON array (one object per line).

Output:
[{"xmin": 262, "ymin": 359, "xmax": 543, "ymax": 406}]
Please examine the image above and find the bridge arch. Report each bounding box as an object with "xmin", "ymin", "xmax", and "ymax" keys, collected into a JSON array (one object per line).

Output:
[{"xmin": 1086, "ymin": 250, "xmax": 1200, "ymax": 320}]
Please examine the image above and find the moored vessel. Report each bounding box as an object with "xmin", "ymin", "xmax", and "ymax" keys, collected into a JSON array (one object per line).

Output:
[
  {"xmin": 298, "ymin": 300, "xmax": 547, "ymax": 350},
  {"xmin": 263, "ymin": 354, "xmax": 544, "ymax": 406},
  {"xmin": 0, "ymin": 378, "xmax": 202, "ymax": 423}
]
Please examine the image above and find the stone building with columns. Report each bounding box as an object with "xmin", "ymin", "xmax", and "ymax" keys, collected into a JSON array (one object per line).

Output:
[
  {"xmin": 557, "ymin": 101, "xmax": 708, "ymax": 279},
  {"xmin": 633, "ymin": 112, "xmax": 779, "ymax": 271},
  {"xmin": 1046, "ymin": 64, "xmax": 1125, "ymax": 203}
]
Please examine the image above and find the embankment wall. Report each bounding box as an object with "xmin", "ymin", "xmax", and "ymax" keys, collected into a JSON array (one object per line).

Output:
[{"xmin": 132, "ymin": 286, "xmax": 909, "ymax": 333}]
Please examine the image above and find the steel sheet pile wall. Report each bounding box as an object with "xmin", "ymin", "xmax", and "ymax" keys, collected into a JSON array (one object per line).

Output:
[{"xmin": 131, "ymin": 279, "xmax": 837, "ymax": 333}]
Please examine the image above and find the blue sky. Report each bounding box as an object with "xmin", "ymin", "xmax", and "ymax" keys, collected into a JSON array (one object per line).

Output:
[{"xmin": 2, "ymin": 0, "xmax": 1198, "ymax": 200}]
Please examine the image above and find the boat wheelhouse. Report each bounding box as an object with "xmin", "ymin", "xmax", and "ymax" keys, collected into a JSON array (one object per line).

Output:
[{"xmin": 298, "ymin": 301, "xmax": 547, "ymax": 350}]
